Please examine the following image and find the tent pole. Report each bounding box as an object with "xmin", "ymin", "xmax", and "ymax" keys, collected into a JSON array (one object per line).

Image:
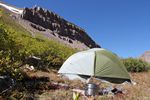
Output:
[{"xmin": 93, "ymin": 51, "xmax": 96, "ymax": 77}]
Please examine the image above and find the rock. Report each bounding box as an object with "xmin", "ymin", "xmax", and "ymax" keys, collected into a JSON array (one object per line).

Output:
[
  {"xmin": 26, "ymin": 56, "xmax": 41, "ymax": 67},
  {"xmin": 0, "ymin": 76, "xmax": 14, "ymax": 93},
  {"xmin": 21, "ymin": 6, "xmax": 100, "ymax": 49},
  {"xmin": 140, "ymin": 51, "xmax": 150, "ymax": 63},
  {"xmin": 69, "ymin": 39, "xmax": 73, "ymax": 43},
  {"xmin": 30, "ymin": 23, "xmax": 46, "ymax": 31}
]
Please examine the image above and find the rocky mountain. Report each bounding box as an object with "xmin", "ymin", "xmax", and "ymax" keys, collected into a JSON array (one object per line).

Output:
[
  {"xmin": 140, "ymin": 51, "xmax": 150, "ymax": 63},
  {"xmin": 0, "ymin": 2, "xmax": 100, "ymax": 50},
  {"xmin": 20, "ymin": 6, "xmax": 100, "ymax": 49}
]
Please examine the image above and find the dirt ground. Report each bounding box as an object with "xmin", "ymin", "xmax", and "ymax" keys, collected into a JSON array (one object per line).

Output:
[{"xmin": 24, "ymin": 70, "xmax": 150, "ymax": 100}]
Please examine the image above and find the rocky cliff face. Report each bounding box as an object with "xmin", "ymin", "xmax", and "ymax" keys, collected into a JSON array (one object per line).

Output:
[
  {"xmin": 21, "ymin": 6, "xmax": 100, "ymax": 49},
  {"xmin": 140, "ymin": 51, "xmax": 150, "ymax": 63}
]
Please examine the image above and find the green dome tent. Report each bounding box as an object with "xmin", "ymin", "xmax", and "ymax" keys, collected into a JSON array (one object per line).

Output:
[{"xmin": 58, "ymin": 48, "xmax": 131, "ymax": 83}]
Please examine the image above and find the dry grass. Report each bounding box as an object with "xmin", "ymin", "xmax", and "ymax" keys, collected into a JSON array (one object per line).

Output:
[
  {"xmin": 118, "ymin": 72, "xmax": 150, "ymax": 100},
  {"xmin": 22, "ymin": 70, "xmax": 150, "ymax": 100},
  {"xmin": 37, "ymin": 90, "xmax": 73, "ymax": 100}
]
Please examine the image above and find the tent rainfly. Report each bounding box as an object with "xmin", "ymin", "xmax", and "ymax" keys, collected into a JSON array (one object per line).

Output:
[{"xmin": 58, "ymin": 48, "xmax": 131, "ymax": 83}]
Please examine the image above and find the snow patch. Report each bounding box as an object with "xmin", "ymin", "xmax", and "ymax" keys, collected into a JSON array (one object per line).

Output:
[{"xmin": 0, "ymin": 2, "xmax": 23, "ymax": 14}]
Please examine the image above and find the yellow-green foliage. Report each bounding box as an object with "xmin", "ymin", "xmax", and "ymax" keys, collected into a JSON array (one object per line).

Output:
[
  {"xmin": 122, "ymin": 58, "xmax": 150, "ymax": 72},
  {"xmin": 0, "ymin": 8, "xmax": 76, "ymax": 80},
  {"xmin": 73, "ymin": 92, "xmax": 80, "ymax": 100}
]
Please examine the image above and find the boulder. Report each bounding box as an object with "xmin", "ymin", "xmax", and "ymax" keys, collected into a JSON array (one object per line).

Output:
[{"xmin": 0, "ymin": 76, "xmax": 14, "ymax": 93}]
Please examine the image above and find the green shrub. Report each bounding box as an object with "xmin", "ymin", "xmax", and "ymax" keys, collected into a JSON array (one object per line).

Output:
[
  {"xmin": 0, "ymin": 9, "xmax": 76, "ymax": 81},
  {"xmin": 122, "ymin": 58, "xmax": 149, "ymax": 72}
]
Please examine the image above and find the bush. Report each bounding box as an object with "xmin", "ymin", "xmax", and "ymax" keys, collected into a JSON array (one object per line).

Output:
[
  {"xmin": 0, "ymin": 10, "xmax": 76, "ymax": 81},
  {"xmin": 0, "ymin": 24, "xmax": 24, "ymax": 81},
  {"xmin": 122, "ymin": 58, "xmax": 150, "ymax": 72}
]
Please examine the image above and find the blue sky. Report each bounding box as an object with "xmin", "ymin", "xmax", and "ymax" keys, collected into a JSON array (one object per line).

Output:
[{"xmin": 3, "ymin": 0, "xmax": 150, "ymax": 58}]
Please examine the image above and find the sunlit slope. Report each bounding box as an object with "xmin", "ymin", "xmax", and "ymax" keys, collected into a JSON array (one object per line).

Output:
[{"xmin": 0, "ymin": 8, "xmax": 75, "ymax": 70}]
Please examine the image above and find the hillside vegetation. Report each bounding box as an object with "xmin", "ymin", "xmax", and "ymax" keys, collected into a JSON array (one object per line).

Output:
[
  {"xmin": 122, "ymin": 58, "xmax": 150, "ymax": 72},
  {"xmin": 0, "ymin": 8, "xmax": 75, "ymax": 80},
  {"xmin": 1, "ymin": 8, "xmax": 150, "ymax": 100}
]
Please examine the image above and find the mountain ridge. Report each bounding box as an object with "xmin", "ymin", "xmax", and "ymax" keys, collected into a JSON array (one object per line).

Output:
[
  {"xmin": 21, "ymin": 6, "xmax": 100, "ymax": 50},
  {"xmin": 0, "ymin": 2, "xmax": 100, "ymax": 50}
]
